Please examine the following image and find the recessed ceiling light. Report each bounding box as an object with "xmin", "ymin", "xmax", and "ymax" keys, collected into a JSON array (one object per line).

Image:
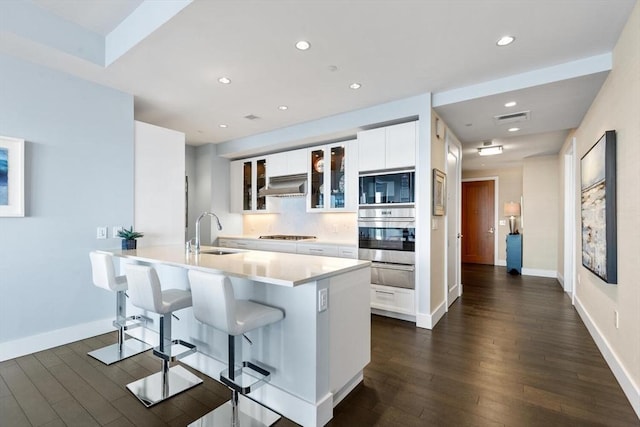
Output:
[
  {"xmin": 496, "ymin": 35, "xmax": 515, "ymax": 46},
  {"xmin": 218, "ymin": 77, "xmax": 231, "ymax": 84},
  {"xmin": 278, "ymin": 105, "xmax": 288, "ymax": 111},
  {"xmin": 349, "ymin": 83, "xmax": 361, "ymax": 90},
  {"xmin": 478, "ymin": 146, "xmax": 503, "ymax": 156},
  {"xmin": 508, "ymin": 127, "xmax": 520, "ymax": 132},
  {"xmin": 295, "ymin": 40, "xmax": 311, "ymax": 50},
  {"xmin": 504, "ymin": 101, "xmax": 517, "ymax": 107},
  {"xmin": 219, "ymin": 124, "xmax": 228, "ymax": 128}
]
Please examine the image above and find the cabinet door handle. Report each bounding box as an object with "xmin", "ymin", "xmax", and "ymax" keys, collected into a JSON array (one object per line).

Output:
[{"xmin": 375, "ymin": 290, "xmax": 394, "ymax": 295}]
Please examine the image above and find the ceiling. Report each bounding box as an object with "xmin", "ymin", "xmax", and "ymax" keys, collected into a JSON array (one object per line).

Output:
[{"xmin": 1, "ymin": 0, "xmax": 636, "ymax": 170}]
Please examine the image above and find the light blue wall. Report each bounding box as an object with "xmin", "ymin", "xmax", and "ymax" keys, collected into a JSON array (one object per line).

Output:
[{"xmin": 0, "ymin": 54, "xmax": 134, "ymax": 343}]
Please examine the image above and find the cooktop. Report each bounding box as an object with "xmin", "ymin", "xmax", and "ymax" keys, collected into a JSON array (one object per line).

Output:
[{"xmin": 259, "ymin": 235, "xmax": 317, "ymax": 241}]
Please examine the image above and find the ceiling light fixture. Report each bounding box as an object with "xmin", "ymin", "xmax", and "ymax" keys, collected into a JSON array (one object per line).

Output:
[
  {"xmin": 218, "ymin": 77, "xmax": 231, "ymax": 84},
  {"xmin": 349, "ymin": 82, "xmax": 361, "ymax": 90},
  {"xmin": 496, "ymin": 35, "xmax": 515, "ymax": 46},
  {"xmin": 295, "ymin": 40, "xmax": 311, "ymax": 50},
  {"xmin": 219, "ymin": 124, "xmax": 228, "ymax": 128},
  {"xmin": 278, "ymin": 105, "xmax": 288, "ymax": 110},
  {"xmin": 504, "ymin": 101, "xmax": 517, "ymax": 107},
  {"xmin": 478, "ymin": 145, "xmax": 503, "ymax": 156},
  {"xmin": 508, "ymin": 127, "xmax": 520, "ymax": 132}
]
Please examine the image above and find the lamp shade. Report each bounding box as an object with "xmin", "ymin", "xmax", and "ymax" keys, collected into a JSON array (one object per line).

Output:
[{"xmin": 504, "ymin": 202, "xmax": 521, "ymax": 217}]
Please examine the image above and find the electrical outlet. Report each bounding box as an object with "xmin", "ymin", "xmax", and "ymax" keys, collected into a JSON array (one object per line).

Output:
[
  {"xmin": 113, "ymin": 226, "xmax": 123, "ymax": 238},
  {"xmin": 499, "ymin": 219, "xmax": 506, "ymax": 226},
  {"xmin": 96, "ymin": 226, "xmax": 108, "ymax": 239},
  {"xmin": 318, "ymin": 288, "xmax": 328, "ymax": 312}
]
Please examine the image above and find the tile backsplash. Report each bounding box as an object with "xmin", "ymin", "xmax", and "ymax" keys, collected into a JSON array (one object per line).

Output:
[{"xmin": 243, "ymin": 197, "xmax": 357, "ymax": 241}]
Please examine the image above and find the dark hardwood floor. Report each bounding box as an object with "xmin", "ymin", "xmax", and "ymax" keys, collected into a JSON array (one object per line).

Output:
[{"xmin": 1, "ymin": 264, "xmax": 638, "ymax": 426}]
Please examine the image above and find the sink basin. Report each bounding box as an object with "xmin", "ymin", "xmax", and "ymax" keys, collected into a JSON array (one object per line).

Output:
[{"xmin": 199, "ymin": 250, "xmax": 236, "ymax": 255}]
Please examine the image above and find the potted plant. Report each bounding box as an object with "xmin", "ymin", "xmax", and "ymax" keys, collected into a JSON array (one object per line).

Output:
[{"xmin": 117, "ymin": 226, "xmax": 144, "ymax": 250}]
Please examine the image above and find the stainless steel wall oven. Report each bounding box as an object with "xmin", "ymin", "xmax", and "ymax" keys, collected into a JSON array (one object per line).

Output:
[{"xmin": 358, "ymin": 207, "xmax": 415, "ymax": 289}]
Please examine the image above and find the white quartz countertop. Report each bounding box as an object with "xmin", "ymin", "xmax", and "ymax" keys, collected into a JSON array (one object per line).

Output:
[{"xmin": 107, "ymin": 245, "xmax": 369, "ymax": 287}]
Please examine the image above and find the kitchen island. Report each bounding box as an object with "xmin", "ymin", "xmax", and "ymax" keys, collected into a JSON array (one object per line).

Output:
[{"xmin": 107, "ymin": 245, "xmax": 371, "ymax": 427}]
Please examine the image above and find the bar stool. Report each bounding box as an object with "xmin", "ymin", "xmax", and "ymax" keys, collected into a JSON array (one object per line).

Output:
[
  {"xmin": 88, "ymin": 251, "xmax": 151, "ymax": 365},
  {"xmin": 187, "ymin": 270, "xmax": 284, "ymax": 427},
  {"xmin": 124, "ymin": 264, "xmax": 202, "ymax": 407}
]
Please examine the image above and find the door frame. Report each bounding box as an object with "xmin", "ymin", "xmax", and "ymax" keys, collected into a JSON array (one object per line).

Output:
[
  {"xmin": 564, "ymin": 137, "xmax": 577, "ymax": 304},
  {"xmin": 444, "ymin": 133, "xmax": 462, "ymax": 309},
  {"xmin": 461, "ymin": 176, "xmax": 499, "ymax": 265}
]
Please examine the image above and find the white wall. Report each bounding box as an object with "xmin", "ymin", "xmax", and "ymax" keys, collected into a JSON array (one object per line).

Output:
[
  {"xmin": 522, "ymin": 155, "xmax": 559, "ymax": 275},
  {"xmin": 134, "ymin": 121, "xmax": 185, "ymax": 247},
  {"xmin": 0, "ymin": 54, "xmax": 134, "ymax": 356},
  {"xmin": 566, "ymin": 1, "xmax": 640, "ymax": 416}
]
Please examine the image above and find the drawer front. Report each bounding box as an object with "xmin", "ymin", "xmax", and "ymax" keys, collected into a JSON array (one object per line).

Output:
[
  {"xmin": 370, "ymin": 285, "xmax": 415, "ymax": 315},
  {"xmin": 297, "ymin": 244, "xmax": 339, "ymax": 257},
  {"xmin": 338, "ymin": 246, "xmax": 358, "ymax": 259}
]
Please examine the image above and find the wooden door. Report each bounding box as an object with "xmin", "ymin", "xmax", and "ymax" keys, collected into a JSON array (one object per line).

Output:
[{"xmin": 461, "ymin": 180, "xmax": 495, "ymax": 264}]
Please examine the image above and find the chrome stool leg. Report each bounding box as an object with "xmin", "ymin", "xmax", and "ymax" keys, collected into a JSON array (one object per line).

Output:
[
  {"xmin": 87, "ymin": 290, "xmax": 151, "ymax": 365},
  {"xmin": 126, "ymin": 314, "xmax": 202, "ymax": 407}
]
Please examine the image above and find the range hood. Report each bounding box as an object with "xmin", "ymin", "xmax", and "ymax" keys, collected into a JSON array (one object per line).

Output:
[{"xmin": 258, "ymin": 173, "xmax": 307, "ymax": 197}]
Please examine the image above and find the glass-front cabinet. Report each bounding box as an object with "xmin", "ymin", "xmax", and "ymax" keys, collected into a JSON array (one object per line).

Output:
[
  {"xmin": 231, "ymin": 156, "xmax": 270, "ymax": 213},
  {"xmin": 242, "ymin": 159, "xmax": 267, "ymax": 212},
  {"xmin": 308, "ymin": 140, "xmax": 356, "ymax": 212}
]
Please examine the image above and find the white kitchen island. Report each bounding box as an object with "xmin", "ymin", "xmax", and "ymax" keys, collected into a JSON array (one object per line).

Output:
[{"xmin": 107, "ymin": 245, "xmax": 371, "ymax": 427}]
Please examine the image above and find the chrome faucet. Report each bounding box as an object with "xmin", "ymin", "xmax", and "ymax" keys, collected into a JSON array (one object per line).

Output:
[{"xmin": 194, "ymin": 212, "xmax": 223, "ymax": 254}]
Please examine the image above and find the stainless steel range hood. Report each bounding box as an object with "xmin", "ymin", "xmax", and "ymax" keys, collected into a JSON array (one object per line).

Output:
[{"xmin": 258, "ymin": 173, "xmax": 307, "ymax": 197}]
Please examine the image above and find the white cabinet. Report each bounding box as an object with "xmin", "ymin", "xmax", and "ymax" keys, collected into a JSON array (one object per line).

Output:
[
  {"xmin": 269, "ymin": 148, "xmax": 307, "ymax": 177},
  {"xmin": 370, "ymin": 284, "xmax": 415, "ymax": 316},
  {"xmin": 308, "ymin": 140, "xmax": 357, "ymax": 212},
  {"xmin": 218, "ymin": 238, "xmax": 256, "ymax": 250},
  {"xmin": 338, "ymin": 246, "xmax": 358, "ymax": 259},
  {"xmin": 358, "ymin": 121, "xmax": 417, "ymax": 172},
  {"xmin": 230, "ymin": 156, "xmax": 274, "ymax": 213}
]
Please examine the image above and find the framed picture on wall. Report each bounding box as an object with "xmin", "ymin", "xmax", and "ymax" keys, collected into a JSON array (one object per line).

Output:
[
  {"xmin": 0, "ymin": 135, "xmax": 25, "ymax": 217},
  {"xmin": 432, "ymin": 168, "xmax": 446, "ymax": 216},
  {"xmin": 580, "ymin": 130, "xmax": 617, "ymax": 284}
]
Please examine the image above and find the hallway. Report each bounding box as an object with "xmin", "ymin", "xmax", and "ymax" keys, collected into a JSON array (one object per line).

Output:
[
  {"xmin": 331, "ymin": 264, "xmax": 639, "ymax": 426},
  {"xmin": 1, "ymin": 265, "xmax": 638, "ymax": 426}
]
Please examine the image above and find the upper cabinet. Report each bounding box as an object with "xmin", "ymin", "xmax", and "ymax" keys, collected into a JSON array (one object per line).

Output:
[
  {"xmin": 358, "ymin": 121, "xmax": 417, "ymax": 172},
  {"xmin": 230, "ymin": 156, "xmax": 273, "ymax": 213},
  {"xmin": 268, "ymin": 148, "xmax": 307, "ymax": 177},
  {"xmin": 308, "ymin": 140, "xmax": 357, "ymax": 212}
]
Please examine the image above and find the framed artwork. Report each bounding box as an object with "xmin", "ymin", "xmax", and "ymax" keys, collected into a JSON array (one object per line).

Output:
[
  {"xmin": 432, "ymin": 168, "xmax": 446, "ymax": 216},
  {"xmin": 580, "ymin": 130, "xmax": 617, "ymax": 284},
  {"xmin": 0, "ymin": 135, "xmax": 25, "ymax": 217}
]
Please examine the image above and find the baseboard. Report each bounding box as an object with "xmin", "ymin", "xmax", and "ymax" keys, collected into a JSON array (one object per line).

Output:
[
  {"xmin": 521, "ymin": 267, "xmax": 557, "ymax": 278},
  {"xmin": 0, "ymin": 318, "xmax": 114, "ymax": 362},
  {"xmin": 557, "ymin": 272, "xmax": 565, "ymax": 286},
  {"xmin": 575, "ymin": 296, "xmax": 640, "ymax": 418},
  {"xmin": 496, "ymin": 259, "xmax": 506, "ymax": 267},
  {"xmin": 371, "ymin": 308, "xmax": 415, "ymax": 323},
  {"xmin": 415, "ymin": 300, "xmax": 447, "ymax": 330}
]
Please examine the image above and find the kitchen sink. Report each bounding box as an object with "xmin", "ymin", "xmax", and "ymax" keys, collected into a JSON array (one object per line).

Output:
[{"xmin": 199, "ymin": 250, "xmax": 236, "ymax": 255}]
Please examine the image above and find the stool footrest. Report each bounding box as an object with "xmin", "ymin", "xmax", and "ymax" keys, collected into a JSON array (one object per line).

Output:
[
  {"xmin": 221, "ymin": 361, "xmax": 271, "ymax": 394},
  {"xmin": 153, "ymin": 339, "xmax": 197, "ymax": 362},
  {"xmin": 113, "ymin": 314, "xmax": 149, "ymax": 331}
]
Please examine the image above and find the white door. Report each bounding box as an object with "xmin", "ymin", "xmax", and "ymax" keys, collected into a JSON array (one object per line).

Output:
[{"xmin": 446, "ymin": 135, "xmax": 462, "ymax": 307}]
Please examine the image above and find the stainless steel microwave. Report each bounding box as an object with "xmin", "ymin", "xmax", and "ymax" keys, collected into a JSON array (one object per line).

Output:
[{"xmin": 358, "ymin": 170, "xmax": 414, "ymax": 205}]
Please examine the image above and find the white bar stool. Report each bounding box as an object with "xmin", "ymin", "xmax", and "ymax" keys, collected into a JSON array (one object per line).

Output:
[
  {"xmin": 87, "ymin": 251, "xmax": 152, "ymax": 365},
  {"xmin": 124, "ymin": 264, "xmax": 203, "ymax": 407},
  {"xmin": 187, "ymin": 270, "xmax": 284, "ymax": 427}
]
